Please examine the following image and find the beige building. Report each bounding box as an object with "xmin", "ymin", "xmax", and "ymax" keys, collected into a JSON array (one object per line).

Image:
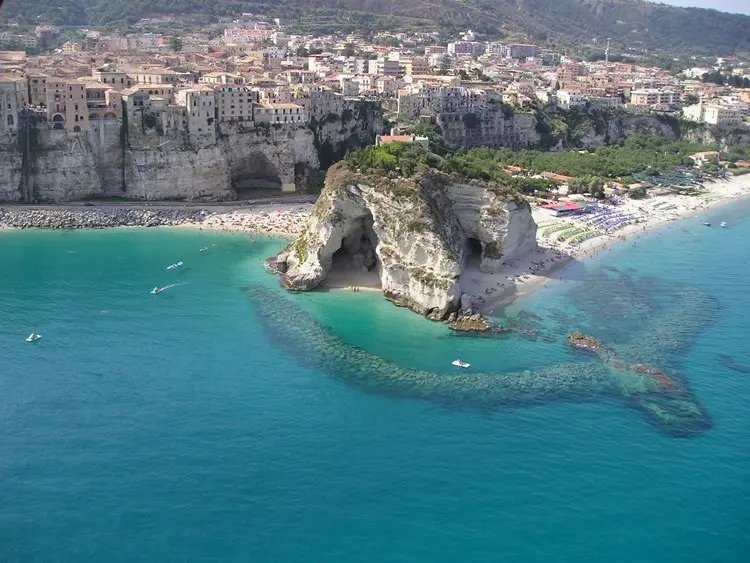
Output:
[
  {"xmin": 198, "ymin": 72, "xmax": 245, "ymax": 86},
  {"xmin": 213, "ymin": 85, "xmax": 257, "ymax": 123},
  {"xmin": 703, "ymin": 105, "xmax": 744, "ymax": 127},
  {"xmin": 92, "ymin": 69, "xmax": 133, "ymax": 90},
  {"xmin": 131, "ymin": 84, "xmax": 175, "ymax": 104},
  {"xmin": 175, "ymin": 86, "xmax": 216, "ymax": 138},
  {"xmin": 630, "ymin": 89, "xmax": 680, "ymax": 107},
  {"xmin": 27, "ymin": 74, "xmax": 48, "ymax": 106},
  {"xmin": 253, "ymin": 102, "xmax": 308, "ymax": 125},
  {"xmin": 0, "ymin": 79, "xmax": 21, "ymax": 134},
  {"xmin": 45, "ymin": 80, "xmax": 89, "ymax": 132},
  {"xmin": 130, "ymin": 69, "xmax": 179, "ymax": 86}
]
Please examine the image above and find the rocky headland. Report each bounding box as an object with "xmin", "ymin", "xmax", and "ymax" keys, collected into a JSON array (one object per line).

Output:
[{"xmin": 272, "ymin": 159, "xmax": 538, "ymax": 321}]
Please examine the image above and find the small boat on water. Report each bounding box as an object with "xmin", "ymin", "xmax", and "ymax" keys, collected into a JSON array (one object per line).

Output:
[
  {"xmin": 720, "ymin": 222, "xmax": 727, "ymax": 228},
  {"xmin": 452, "ymin": 359, "xmax": 471, "ymax": 369},
  {"xmin": 150, "ymin": 286, "xmax": 164, "ymax": 294},
  {"xmin": 26, "ymin": 333, "xmax": 42, "ymax": 342},
  {"xmin": 166, "ymin": 261, "xmax": 184, "ymax": 270},
  {"xmin": 199, "ymin": 247, "xmax": 209, "ymax": 253},
  {"xmin": 703, "ymin": 222, "xmax": 711, "ymax": 227}
]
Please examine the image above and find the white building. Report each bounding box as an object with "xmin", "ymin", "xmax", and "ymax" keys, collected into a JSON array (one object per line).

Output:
[
  {"xmin": 367, "ymin": 58, "xmax": 401, "ymax": 77},
  {"xmin": 556, "ymin": 90, "xmax": 587, "ymax": 109},
  {"xmin": 253, "ymin": 102, "xmax": 308, "ymax": 125},
  {"xmin": 630, "ymin": 89, "xmax": 680, "ymax": 107}
]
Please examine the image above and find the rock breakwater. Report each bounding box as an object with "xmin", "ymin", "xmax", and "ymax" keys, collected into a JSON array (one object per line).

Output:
[{"xmin": 0, "ymin": 207, "xmax": 206, "ymax": 229}]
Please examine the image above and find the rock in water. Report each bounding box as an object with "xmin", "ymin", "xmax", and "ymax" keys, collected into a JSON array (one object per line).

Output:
[{"xmin": 275, "ymin": 165, "xmax": 538, "ymax": 320}]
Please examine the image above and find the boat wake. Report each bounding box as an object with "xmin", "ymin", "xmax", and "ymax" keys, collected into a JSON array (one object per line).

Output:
[{"xmin": 150, "ymin": 282, "xmax": 189, "ymax": 294}]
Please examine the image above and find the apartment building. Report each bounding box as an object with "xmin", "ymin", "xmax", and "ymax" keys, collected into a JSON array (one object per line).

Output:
[
  {"xmin": 27, "ymin": 74, "xmax": 48, "ymax": 106},
  {"xmin": 505, "ymin": 44, "xmax": 539, "ymax": 60},
  {"xmin": 367, "ymin": 57, "xmax": 401, "ymax": 77},
  {"xmin": 130, "ymin": 69, "xmax": 179, "ymax": 86},
  {"xmin": 253, "ymin": 102, "xmax": 308, "ymax": 125},
  {"xmin": 45, "ymin": 79, "xmax": 89, "ymax": 132},
  {"xmin": 703, "ymin": 104, "xmax": 745, "ymax": 126},
  {"xmin": 0, "ymin": 79, "xmax": 21, "ymax": 134},
  {"xmin": 198, "ymin": 72, "xmax": 245, "ymax": 86},
  {"xmin": 447, "ymin": 41, "xmax": 486, "ymax": 57},
  {"xmin": 213, "ymin": 85, "xmax": 258, "ymax": 122},
  {"xmin": 556, "ymin": 90, "xmax": 587, "ymax": 109},
  {"xmin": 556, "ymin": 63, "xmax": 586, "ymax": 86},
  {"xmin": 630, "ymin": 89, "xmax": 680, "ymax": 107},
  {"xmin": 175, "ymin": 85, "xmax": 216, "ymax": 138},
  {"xmin": 400, "ymin": 57, "xmax": 430, "ymax": 76},
  {"xmin": 397, "ymin": 84, "xmax": 488, "ymax": 119},
  {"xmin": 92, "ymin": 69, "xmax": 133, "ymax": 90}
]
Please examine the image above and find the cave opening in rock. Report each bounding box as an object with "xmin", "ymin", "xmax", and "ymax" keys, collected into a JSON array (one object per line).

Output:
[
  {"xmin": 325, "ymin": 213, "xmax": 382, "ymax": 289},
  {"xmin": 230, "ymin": 153, "xmax": 282, "ymax": 196},
  {"xmin": 465, "ymin": 237, "xmax": 483, "ymax": 269}
]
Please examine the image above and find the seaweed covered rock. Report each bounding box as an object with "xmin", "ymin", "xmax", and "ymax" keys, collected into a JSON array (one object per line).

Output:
[
  {"xmin": 567, "ymin": 332, "xmax": 605, "ymax": 352},
  {"xmin": 275, "ymin": 163, "xmax": 537, "ymax": 319}
]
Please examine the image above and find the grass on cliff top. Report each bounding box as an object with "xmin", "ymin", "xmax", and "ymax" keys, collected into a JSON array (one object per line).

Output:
[
  {"xmin": 342, "ymin": 136, "xmax": 719, "ymax": 196},
  {"xmin": 341, "ymin": 143, "xmax": 546, "ymax": 200}
]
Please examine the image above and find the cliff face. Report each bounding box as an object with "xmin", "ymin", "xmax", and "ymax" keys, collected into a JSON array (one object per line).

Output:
[
  {"xmin": 572, "ymin": 114, "xmax": 679, "ymax": 149},
  {"xmin": 683, "ymin": 126, "xmax": 750, "ymax": 152},
  {"xmin": 437, "ymin": 108, "xmax": 540, "ymax": 150},
  {"xmin": 310, "ymin": 100, "xmax": 387, "ymax": 168},
  {"xmin": 0, "ymin": 120, "xmax": 321, "ymax": 203},
  {"xmin": 0, "ymin": 100, "xmax": 388, "ymax": 203},
  {"xmin": 275, "ymin": 166, "xmax": 537, "ymax": 319}
]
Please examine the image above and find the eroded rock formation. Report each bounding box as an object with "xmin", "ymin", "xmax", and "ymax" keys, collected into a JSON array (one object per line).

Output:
[{"xmin": 274, "ymin": 165, "xmax": 537, "ymax": 319}]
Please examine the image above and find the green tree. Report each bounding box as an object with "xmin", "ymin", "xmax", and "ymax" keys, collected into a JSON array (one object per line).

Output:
[{"xmin": 168, "ymin": 37, "xmax": 183, "ymax": 51}]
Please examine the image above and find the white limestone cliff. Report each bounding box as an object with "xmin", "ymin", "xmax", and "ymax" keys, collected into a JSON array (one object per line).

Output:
[
  {"xmin": 0, "ymin": 120, "xmax": 320, "ymax": 202},
  {"xmin": 274, "ymin": 166, "xmax": 538, "ymax": 319}
]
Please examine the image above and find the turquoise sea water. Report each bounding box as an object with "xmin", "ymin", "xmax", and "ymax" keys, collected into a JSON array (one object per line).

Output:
[{"xmin": 1, "ymin": 202, "xmax": 749, "ymax": 562}]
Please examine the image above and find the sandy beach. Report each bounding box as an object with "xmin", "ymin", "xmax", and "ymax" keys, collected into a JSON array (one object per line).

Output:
[
  {"xmin": 183, "ymin": 175, "xmax": 750, "ymax": 307},
  {"xmin": 181, "ymin": 203, "xmax": 313, "ymax": 237},
  {"xmin": 467, "ymin": 173, "xmax": 750, "ymax": 314},
  {"xmin": 3, "ymin": 174, "xmax": 749, "ymax": 309}
]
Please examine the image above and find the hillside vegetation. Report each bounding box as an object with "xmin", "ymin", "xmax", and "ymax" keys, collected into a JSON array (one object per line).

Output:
[
  {"xmin": 342, "ymin": 135, "xmax": 716, "ymax": 198},
  {"xmin": 1, "ymin": 0, "xmax": 749, "ymax": 56}
]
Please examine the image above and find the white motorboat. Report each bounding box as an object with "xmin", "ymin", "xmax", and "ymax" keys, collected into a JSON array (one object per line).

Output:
[
  {"xmin": 26, "ymin": 333, "xmax": 42, "ymax": 342},
  {"xmin": 151, "ymin": 286, "xmax": 163, "ymax": 294},
  {"xmin": 720, "ymin": 222, "xmax": 727, "ymax": 228},
  {"xmin": 166, "ymin": 261, "xmax": 184, "ymax": 270},
  {"xmin": 452, "ymin": 359, "xmax": 471, "ymax": 369},
  {"xmin": 199, "ymin": 247, "xmax": 209, "ymax": 253}
]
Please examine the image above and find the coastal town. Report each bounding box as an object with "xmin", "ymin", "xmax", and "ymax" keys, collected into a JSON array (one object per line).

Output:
[
  {"xmin": 1, "ymin": 9, "xmax": 750, "ymax": 311},
  {"xmin": 0, "ymin": 14, "xmax": 748, "ymax": 148}
]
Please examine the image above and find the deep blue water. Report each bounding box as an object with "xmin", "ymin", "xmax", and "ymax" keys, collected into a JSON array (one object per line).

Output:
[{"xmin": 1, "ymin": 201, "xmax": 749, "ymax": 562}]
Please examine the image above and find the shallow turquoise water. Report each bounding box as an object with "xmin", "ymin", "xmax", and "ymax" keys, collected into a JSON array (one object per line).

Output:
[{"xmin": 1, "ymin": 202, "xmax": 749, "ymax": 562}]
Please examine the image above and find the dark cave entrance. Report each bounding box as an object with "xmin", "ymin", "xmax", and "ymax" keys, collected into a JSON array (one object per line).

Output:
[
  {"xmin": 327, "ymin": 213, "xmax": 382, "ymax": 289},
  {"xmin": 465, "ymin": 237, "xmax": 483, "ymax": 269},
  {"xmin": 230, "ymin": 153, "xmax": 282, "ymax": 196}
]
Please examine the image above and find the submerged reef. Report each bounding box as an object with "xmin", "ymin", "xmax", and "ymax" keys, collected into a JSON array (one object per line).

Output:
[{"xmin": 248, "ymin": 267, "xmax": 716, "ymax": 437}]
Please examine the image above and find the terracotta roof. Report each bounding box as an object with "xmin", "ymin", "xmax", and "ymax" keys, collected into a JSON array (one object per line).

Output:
[{"xmin": 379, "ymin": 135, "xmax": 414, "ymax": 144}]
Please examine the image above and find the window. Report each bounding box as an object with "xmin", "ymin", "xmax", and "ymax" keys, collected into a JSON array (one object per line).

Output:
[{"xmin": 7, "ymin": 115, "xmax": 13, "ymax": 126}]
